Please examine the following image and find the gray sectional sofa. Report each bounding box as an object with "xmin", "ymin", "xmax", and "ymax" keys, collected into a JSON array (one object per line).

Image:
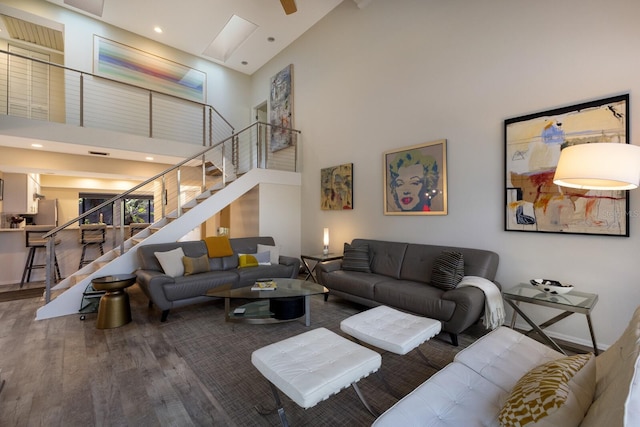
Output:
[
  {"xmin": 316, "ymin": 238, "xmax": 500, "ymax": 345},
  {"xmin": 135, "ymin": 236, "xmax": 300, "ymax": 321}
]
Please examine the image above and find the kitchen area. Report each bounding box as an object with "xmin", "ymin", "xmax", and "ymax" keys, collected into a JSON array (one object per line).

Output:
[
  {"xmin": 0, "ymin": 172, "xmax": 62, "ymax": 288},
  {"xmin": 0, "ymin": 171, "xmax": 155, "ymax": 288}
]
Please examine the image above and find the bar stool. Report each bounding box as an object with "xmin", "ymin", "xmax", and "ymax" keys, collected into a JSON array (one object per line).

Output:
[
  {"xmin": 128, "ymin": 222, "xmax": 150, "ymax": 239},
  {"xmin": 78, "ymin": 224, "xmax": 107, "ymax": 268},
  {"xmin": 21, "ymin": 225, "xmax": 62, "ymax": 288}
]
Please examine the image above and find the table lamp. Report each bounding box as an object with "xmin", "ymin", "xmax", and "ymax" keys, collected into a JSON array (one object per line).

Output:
[
  {"xmin": 323, "ymin": 228, "xmax": 329, "ymax": 255},
  {"xmin": 553, "ymin": 143, "xmax": 640, "ymax": 190}
]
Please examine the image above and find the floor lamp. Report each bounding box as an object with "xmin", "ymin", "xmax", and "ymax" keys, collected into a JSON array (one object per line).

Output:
[{"xmin": 553, "ymin": 143, "xmax": 640, "ymax": 190}]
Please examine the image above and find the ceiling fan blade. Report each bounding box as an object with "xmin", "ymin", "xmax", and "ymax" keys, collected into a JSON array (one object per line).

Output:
[{"xmin": 280, "ymin": 0, "xmax": 297, "ymax": 15}]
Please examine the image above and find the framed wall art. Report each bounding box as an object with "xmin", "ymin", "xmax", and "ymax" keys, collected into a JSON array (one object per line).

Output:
[
  {"xmin": 383, "ymin": 139, "xmax": 447, "ymax": 215},
  {"xmin": 505, "ymin": 94, "xmax": 630, "ymax": 236},
  {"xmin": 321, "ymin": 163, "xmax": 353, "ymax": 210},
  {"xmin": 94, "ymin": 36, "xmax": 206, "ymax": 102},
  {"xmin": 269, "ymin": 64, "xmax": 295, "ymax": 152}
]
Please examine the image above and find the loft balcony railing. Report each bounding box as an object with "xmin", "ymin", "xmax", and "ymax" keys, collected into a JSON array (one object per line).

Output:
[
  {"xmin": 0, "ymin": 49, "xmax": 301, "ymax": 303},
  {"xmin": 0, "ymin": 48, "xmax": 234, "ymax": 146}
]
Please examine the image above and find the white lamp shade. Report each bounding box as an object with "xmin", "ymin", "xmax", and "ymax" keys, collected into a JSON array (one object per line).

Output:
[
  {"xmin": 553, "ymin": 143, "xmax": 640, "ymax": 190},
  {"xmin": 323, "ymin": 228, "xmax": 329, "ymax": 246}
]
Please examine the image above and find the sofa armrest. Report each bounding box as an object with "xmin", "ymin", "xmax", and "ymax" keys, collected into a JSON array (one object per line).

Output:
[
  {"xmin": 316, "ymin": 259, "xmax": 342, "ymax": 274},
  {"xmin": 278, "ymin": 255, "xmax": 299, "ymax": 267},
  {"xmin": 441, "ymin": 285, "xmax": 486, "ymax": 333},
  {"xmin": 135, "ymin": 269, "xmax": 175, "ymax": 310},
  {"xmin": 278, "ymin": 255, "xmax": 301, "ymax": 279}
]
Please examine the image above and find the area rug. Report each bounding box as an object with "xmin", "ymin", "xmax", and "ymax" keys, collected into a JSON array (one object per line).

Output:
[
  {"xmin": 158, "ymin": 295, "xmax": 489, "ymax": 426},
  {"xmin": 0, "ymin": 287, "xmax": 45, "ymax": 303}
]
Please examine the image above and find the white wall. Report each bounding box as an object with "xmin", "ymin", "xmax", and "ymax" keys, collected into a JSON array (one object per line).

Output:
[
  {"xmin": 259, "ymin": 182, "xmax": 301, "ymax": 259},
  {"xmin": 250, "ymin": 0, "xmax": 640, "ymax": 348}
]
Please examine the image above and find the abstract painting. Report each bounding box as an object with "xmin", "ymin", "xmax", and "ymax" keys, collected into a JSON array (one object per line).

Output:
[
  {"xmin": 269, "ymin": 64, "xmax": 295, "ymax": 152},
  {"xmin": 94, "ymin": 36, "xmax": 206, "ymax": 102},
  {"xmin": 505, "ymin": 94, "xmax": 629, "ymax": 236},
  {"xmin": 321, "ymin": 163, "xmax": 353, "ymax": 210},
  {"xmin": 383, "ymin": 140, "xmax": 448, "ymax": 215}
]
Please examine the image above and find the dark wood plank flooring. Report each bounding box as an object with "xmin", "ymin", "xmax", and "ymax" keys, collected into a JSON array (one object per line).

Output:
[{"xmin": 0, "ymin": 285, "xmax": 236, "ymax": 427}]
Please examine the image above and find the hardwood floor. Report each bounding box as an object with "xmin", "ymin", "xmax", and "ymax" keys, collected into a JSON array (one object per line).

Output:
[{"xmin": 0, "ymin": 285, "xmax": 236, "ymax": 427}]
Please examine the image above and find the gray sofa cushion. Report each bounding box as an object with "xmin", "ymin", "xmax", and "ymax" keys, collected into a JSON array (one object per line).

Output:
[
  {"xmin": 430, "ymin": 250, "xmax": 465, "ymax": 290},
  {"xmin": 320, "ymin": 270, "xmax": 387, "ymax": 300},
  {"xmin": 163, "ymin": 270, "xmax": 238, "ymax": 301},
  {"xmin": 342, "ymin": 242, "xmax": 371, "ymax": 272},
  {"xmin": 352, "ymin": 239, "xmax": 408, "ymax": 279},
  {"xmin": 374, "ymin": 279, "xmax": 457, "ymax": 320}
]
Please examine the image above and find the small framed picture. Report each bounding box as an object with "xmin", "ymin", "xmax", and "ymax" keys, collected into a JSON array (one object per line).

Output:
[
  {"xmin": 321, "ymin": 163, "xmax": 353, "ymax": 210},
  {"xmin": 383, "ymin": 139, "xmax": 448, "ymax": 215},
  {"xmin": 0, "ymin": 178, "xmax": 3, "ymax": 201}
]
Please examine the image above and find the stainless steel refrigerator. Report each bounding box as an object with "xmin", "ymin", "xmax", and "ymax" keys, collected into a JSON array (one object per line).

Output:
[{"xmin": 33, "ymin": 199, "xmax": 58, "ymax": 226}]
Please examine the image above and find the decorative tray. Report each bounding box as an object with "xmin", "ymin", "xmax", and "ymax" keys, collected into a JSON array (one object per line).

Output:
[{"xmin": 529, "ymin": 279, "xmax": 574, "ymax": 295}]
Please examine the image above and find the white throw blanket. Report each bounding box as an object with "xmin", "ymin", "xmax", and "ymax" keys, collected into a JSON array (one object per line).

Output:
[{"xmin": 457, "ymin": 275, "xmax": 505, "ymax": 330}]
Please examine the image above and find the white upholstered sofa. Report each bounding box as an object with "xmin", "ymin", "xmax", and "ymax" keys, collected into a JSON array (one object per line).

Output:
[{"xmin": 373, "ymin": 305, "xmax": 640, "ymax": 426}]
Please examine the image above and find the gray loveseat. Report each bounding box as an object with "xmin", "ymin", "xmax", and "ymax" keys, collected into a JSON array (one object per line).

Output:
[
  {"xmin": 316, "ymin": 238, "xmax": 499, "ymax": 345},
  {"xmin": 136, "ymin": 236, "xmax": 300, "ymax": 322}
]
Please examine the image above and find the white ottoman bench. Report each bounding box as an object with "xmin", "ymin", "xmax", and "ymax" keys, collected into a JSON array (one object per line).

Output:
[
  {"xmin": 340, "ymin": 305, "xmax": 442, "ymax": 360},
  {"xmin": 251, "ymin": 327, "xmax": 382, "ymax": 426}
]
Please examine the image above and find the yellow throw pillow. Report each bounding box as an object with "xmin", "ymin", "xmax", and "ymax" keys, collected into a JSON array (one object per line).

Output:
[
  {"xmin": 499, "ymin": 353, "xmax": 596, "ymax": 427},
  {"xmin": 203, "ymin": 236, "xmax": 234, "ymax": 258},
  {"xmin": 182, "ymin": 254, "xmax": 210, "ymax": 275},
  {"xmin": 238, "ymin": 254, "xmax": 259, "ymax": 268}
]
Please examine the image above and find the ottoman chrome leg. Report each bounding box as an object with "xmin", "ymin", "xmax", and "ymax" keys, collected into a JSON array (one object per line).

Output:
[
  {"xmin": 255, "ymin": 381, "xmax": 289, "ymax": 427},
  {"xmin": 352, "ymin": 382, "xmax": 378, "ymax": 417}
]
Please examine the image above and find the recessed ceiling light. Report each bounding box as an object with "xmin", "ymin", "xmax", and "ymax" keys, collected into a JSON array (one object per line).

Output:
[
  {"xmin": 31, "ymin": 143, "xmax": 43, "ymax": 148},
  {"xmin": 145, "ymin": 156, "xmax": 154, "ymax": 161},
  {"xmin": 267, "ymin": 37, "xmax": 275, "ymax": 42},
  {"xmin": 241, "ymin": 61, "xmax": 248, "ymax": 65},
  {"xmin": 154, "ymin": 26, "xmax": 163, "ymax": 34}
]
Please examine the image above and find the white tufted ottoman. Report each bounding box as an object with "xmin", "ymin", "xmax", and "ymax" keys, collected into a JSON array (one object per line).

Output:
[
  {"xmin": 251, "ymin": 327, "xmax": 381, "ymax": 426},
  {"xmin": 340, "ymin": 305, "xmax": 442, "ymax": 356}
]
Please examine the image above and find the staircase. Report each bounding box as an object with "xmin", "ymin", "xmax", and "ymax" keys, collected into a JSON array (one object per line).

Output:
[{"xmin": 36, "ymin": 168, "xmax": 301, "ymax": 320}]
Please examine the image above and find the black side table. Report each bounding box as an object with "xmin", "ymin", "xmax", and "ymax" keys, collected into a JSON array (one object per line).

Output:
[{"xmin": 300, "ymin": 253, "xmax": 343, "ymax": 283}]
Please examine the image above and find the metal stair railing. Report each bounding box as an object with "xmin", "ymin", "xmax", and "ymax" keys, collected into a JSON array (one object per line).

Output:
[{"xmin": 40, "ymin": 122, "xmax": 300, "ymax": 303}]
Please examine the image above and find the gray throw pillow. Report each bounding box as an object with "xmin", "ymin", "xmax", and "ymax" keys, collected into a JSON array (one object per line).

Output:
[
  {"xmin": 431, "ymin": 250, "xmax": 464, "ymax": 290},
  {"xmin": 342, "ymin": 243, "xmax": 371, "ymax": 273}
]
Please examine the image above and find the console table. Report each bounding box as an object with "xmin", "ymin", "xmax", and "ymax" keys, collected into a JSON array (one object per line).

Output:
[{"xmin": 503, "ymin": 283, "xmax": 599, "ymax": 355}]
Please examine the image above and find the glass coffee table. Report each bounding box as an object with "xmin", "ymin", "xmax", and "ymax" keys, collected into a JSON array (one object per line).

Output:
[
  {"xmin": 503, "ymin": 283, "xmax": 599, "ymax": 355},
  {"xmin": 205, "ymin": 278, "xmax": 328, "ymax": 326}
]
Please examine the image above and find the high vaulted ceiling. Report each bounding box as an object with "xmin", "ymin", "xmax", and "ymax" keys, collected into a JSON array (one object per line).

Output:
[{"xmin": 44, "ymin": 0, "xmax": 348, "ymax": 75}]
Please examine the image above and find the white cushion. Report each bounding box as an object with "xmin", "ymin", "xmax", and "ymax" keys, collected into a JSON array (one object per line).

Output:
[
  {"xmin": 454, "ymin": 326, "xmax": 564, "ymax": 392},
  {"xmin": 340, "ymin": 305, "xmax": 441, "ymax": 355},
  {"xmin": 257, "ymin": 243, "xmax": 280, "ymax": 265},
  {"xmin": 154, "ymin": 247, "xmax": 185, "ymax": 277},
  {"xmin": 238, "ymin": 251, "xmax": 271, "ymax": 265},
  {"xmin": 251, "ymin": 327, "xmax": 381, "ymax": 409},
  {"xmin": 373, "ymin": 362, "xmax": 507, "ymax": 427}
]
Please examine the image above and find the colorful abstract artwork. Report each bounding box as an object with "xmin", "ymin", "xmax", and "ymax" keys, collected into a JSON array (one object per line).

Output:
[
  {"xmin": 505, "ymin": 94, "xmax": 630, "ymax": 236},
  {"xmin": 94, "ymin": 36, "xmax": 206, "ymax": 102},
  {"xmin": 269, "ymin": 64, "xmax": 295, "ymax": 152},
  {"xmin": 383, "ymin": 140, "xmax": 448, "ymax": 215},
  {"xmin": 321, "ymin": 163, "xmax": 353, "ymax": 210}
]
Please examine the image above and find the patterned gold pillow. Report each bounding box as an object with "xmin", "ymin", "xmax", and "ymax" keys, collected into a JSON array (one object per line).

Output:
[{"xmin": 499, "ymin": 353, "xmax": 595, "ymax": 427}]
